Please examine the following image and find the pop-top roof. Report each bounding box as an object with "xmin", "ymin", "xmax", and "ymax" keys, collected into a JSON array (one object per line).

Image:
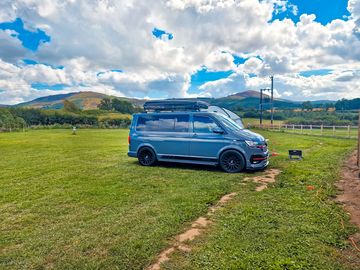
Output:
[{"xmin": 143, "ymin": 100, "xmax": 209, "ymax": 112}]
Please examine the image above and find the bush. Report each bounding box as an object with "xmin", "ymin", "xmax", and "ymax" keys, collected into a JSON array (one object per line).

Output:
[
  {"xmin": 0, "ymin": 108, "xmax": 26, "ymax": 131},
  {"xmin": 98, "ymin": 117, "xmax": 131, "ymax": 128}
]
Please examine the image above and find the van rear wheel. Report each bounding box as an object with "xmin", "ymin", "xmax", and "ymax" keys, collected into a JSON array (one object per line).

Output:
[
  {"xmin": 219, "ymin": 150, "xmax": 245, "ymax": 173},
  {"xmin": 138, "ymin": 147, "xmax": 157, "ymax": 166}
]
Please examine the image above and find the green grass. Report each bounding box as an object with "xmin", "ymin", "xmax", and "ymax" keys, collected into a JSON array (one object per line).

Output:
[
  {"xmin": 165, "ymin": 131, "xmax": 360, "ymax": 270},
  {"xmin": 278, "ymin": 126, "xmax": 358, "ymax": 138},
  {"xmin": 0, "ymin": 129, "xmax": 359, "ymax": 269},
  {"xmin": 242, "ymin": 118, "xmax": 284, "ymax": 126},
  {"xmin": 243, "ymin": 118, "xmax": 358, "ymax": 138}
]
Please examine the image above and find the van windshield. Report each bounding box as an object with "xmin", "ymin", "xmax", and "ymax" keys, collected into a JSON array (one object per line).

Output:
[{"xmin": 216, "ymin": 114, "xmax": 244, "ymax": 131}]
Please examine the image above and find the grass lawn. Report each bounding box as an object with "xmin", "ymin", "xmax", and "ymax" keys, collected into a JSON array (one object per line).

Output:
[
  {"xmin": 242, "ymin": 118, "xmax": 284, "ymax": 126},
  {"xmin": 278, "ymin": 126, "xmax": 358, "ymax": 139},
  {"xmin": 0, "ymin": 129, "xmax": 359, "ymax": 269},
  {"xmin": 243, "ymin": 118, "xmax": 357, "ymax": 138}
]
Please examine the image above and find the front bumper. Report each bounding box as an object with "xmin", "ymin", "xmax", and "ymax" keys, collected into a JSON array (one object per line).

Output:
[{"xmin": 246, "ymin": 151, "xmax": 269, "ymax": 170}]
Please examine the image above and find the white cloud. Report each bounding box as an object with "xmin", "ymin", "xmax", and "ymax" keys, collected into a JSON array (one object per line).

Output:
[
  {"xmin": 240, "ymin": 57, "xmax": 264, "ymax": 75},
  {"xmin": 283, "ymin": 91, "xmax": 293, "ymax": 97},
  {"xmin": 204, "ymin": 51, "xmax": 235, "ymax": 71},
  {"xmin": 0, "ymin": 0, "xmax": 360, "ymax": 104}
]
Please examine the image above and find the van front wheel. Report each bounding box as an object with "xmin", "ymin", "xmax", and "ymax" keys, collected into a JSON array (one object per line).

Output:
[
  {"xmin": 138, "ymin": 147, "xmax": 157, "ymax": 166},
  {"xmin": 219, "ymin": 150, "xmax": 245, "ymax": 173}
]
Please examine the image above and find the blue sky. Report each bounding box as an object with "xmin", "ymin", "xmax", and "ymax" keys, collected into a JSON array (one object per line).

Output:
[
  {"xmin": 188, "ymin": 68, "xmax": 234, "ymax": 94},
  {"xmin": 0, "ymin": 0, "xmax": 359, "ymax": 104},
  {"xmin": 272, "ymin": 0, "xmax": 350, "ymax": 24},
  {"xmin": 299, "ymin": 69, "xmax": 333, "ymax": 77},
  {"xmin": 31, "ymin": 83, "xmax": 69, "ymax": 91},
  {"xmin": 152, "ymin": 28, "xmax": 174, "ymax": 40},
  {"xmin": 0, "ymin": 18, "xmax": 50, "ymax": 51}
]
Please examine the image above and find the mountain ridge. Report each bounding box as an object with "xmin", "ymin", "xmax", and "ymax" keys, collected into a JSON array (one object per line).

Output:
[{"xmin": 12, "ymin": 90, "xmax": 336, "ymax": 110}]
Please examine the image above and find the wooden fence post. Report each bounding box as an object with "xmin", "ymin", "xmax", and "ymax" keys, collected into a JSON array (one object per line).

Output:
[
  {"xmin": 292, "ymin": 124, "xmax": 295, "ymax": 132},
  {"xmin": 348, "ymin": 125, "xmax": 350, "ymax": 138},
  {"xmin": 333, "ymin": 126, "xmax": 335, "ymax": 136},
  {"xmin": 301, "ymin": 124, "xmax": 303, "ymax": 134},
  {"xmin": 321, "ymin": 124, "xmax": 323, "ymax": 136}
]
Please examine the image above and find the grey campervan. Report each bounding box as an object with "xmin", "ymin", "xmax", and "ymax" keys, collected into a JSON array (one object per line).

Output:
[{"xmin": 128, "ymin": 100, "xmax": 269, "ymax": 173}]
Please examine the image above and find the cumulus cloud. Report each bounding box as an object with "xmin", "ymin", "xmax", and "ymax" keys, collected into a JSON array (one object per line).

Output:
[
  {"xmin": 0, "ymin": 0, "xmax": 359, "ymax": 104},
  {"xmin": 204, "ymin": 52, "xmax": 236, "ymax": 71}
]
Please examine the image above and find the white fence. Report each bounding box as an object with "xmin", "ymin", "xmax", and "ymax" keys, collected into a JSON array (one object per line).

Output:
[{"xmin": 248, "ymin": 124, "xmax": 358, "ymax": 139}]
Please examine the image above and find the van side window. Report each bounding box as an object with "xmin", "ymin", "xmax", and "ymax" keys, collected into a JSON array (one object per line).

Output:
[
  {"xmin": 193, "ymin": 115, "xmax": 219, "ymax": 133},
  {"xmin": 174, "ymin": 115, "xmax": 189, "ymax": 132},
  {"xmin": 136, "ymin": 115, "xmax": 189, "ymax": 132}
]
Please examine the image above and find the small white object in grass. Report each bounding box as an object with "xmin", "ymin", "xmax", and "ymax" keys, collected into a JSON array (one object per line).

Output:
[{"xmin": 72, "ymin": 126, "xmax": 77, "ymax": 135}]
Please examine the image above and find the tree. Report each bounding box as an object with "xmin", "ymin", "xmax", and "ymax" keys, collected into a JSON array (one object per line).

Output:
[
  {"xmin": 98, "ymin": 98, "xmax": 113, "ymax": 110},
  {"xmin": 63, "ymin": 99, "xmax": 80, "ymax": 113},
  {"xmin": 335, "ymin": 98, "xmax": 360, "ymax": 111},
  {"xmin": 301, "ymin": 101, "xmax": 313, "ymax": 111},
  {"xmin": 324, "ymin": 102, "xmax": 334, "ymax": 111},
  {"xmin": 111, "ymin": 98, "xmax": 135, "ymax": 114},
  {"xmin": 0, "ymin": 108, "xmax": 26, "ymax": 131}
]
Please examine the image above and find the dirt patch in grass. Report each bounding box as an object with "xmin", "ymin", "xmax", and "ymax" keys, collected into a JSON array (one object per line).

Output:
[
  {"xmin": 148, "ymin": 170, "xmax": 281, "ymax": 270},
  {"xmin": 336, "ymin": 151, "xmax": 360, "ymax": 253},
  {"xmin": 147, "ymin": 192, "xmax": 237, "ymax": 270},
  {"xmin": 336, "ymin": 152, "xmax": 360, "ymax": 229},
  {"xmin": 244, "ymin": 169, "xmax": 281, "ymax": 192}
]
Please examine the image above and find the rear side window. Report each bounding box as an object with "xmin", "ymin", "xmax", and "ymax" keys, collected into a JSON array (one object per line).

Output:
[
  {"xmin": 136, "ymin": 115, "xmax": 189, "ymax": 132},
  {"xmin": 193, "ymin": 115, "xmax": 219, "ymax": 133}
]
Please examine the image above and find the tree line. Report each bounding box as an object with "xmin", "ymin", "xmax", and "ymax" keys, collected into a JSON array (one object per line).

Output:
[
  {"xmin": 335, "ymin": 98, "xmax": 360, "ymax": 111},
  {"xmin": 299, "ymin": 99, "xmax": 360, "ymax": 112},
  {"xmin": 239, "ymin": 109, "xmax": 358, "ymax": 125},
  {"xmin": 0, "ymin": 99, "xmax": 133, "ymax": 132}
]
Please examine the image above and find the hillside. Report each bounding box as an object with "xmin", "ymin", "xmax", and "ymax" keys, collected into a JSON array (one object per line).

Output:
[
  {"xmin": 210, "ymin": 90, "xmax": 301, "ymax": 110},
  {"xmin": 16, "ymin": 91, "xmax": 145, "ymax": 110},
  {"xmin": 225, "ymin": 90, "xmax": 266, "ymax": 99},
  {"xmin": 13, "ymin": 90, "xmax": 339, "ymax": 110}
]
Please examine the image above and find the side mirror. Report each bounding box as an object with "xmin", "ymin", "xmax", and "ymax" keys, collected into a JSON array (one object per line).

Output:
[{"xmin": 212, "ymin": 127, "xmax": 224, "ymax": 134}]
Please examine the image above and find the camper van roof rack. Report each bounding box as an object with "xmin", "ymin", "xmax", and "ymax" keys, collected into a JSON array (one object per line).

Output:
[{"xmin": 143, "ymin": 100, "xmax": 209, "ymax": 112}]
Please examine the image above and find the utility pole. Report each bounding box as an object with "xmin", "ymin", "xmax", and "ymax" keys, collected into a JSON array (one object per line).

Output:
[
  {"xmin": 259, "ymin": 76, "xmax": 274, "ymax": 127},
  {"xmin": 270, "ymin": 75, "xmax": 274, "ymax": 125},
  {"xmin": 260, "ymin": 89, "xmax": 263, "ymax": 127},
  {"xmin": 259, "ymin": 88, "xmax": 270, "ymax": 127}
]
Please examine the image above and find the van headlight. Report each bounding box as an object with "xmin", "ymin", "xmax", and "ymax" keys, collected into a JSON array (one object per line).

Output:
[
  {"xmin": 245, "ymin": 140, "xmax": 260, "ymax": 147},
  {"xmin": 245, "ymin": 140, "xmax": 266, "ymax": 149}
]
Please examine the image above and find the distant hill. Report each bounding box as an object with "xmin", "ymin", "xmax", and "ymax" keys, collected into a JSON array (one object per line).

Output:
[
  {"xmin": 209, "ymin": 90, "xmax": 337, "ymax": 110},
  {"xmin": 12, "ymin": 89, "xmax": 338, "ymax": 110},
  {"xmin": 210, "ymin": 90, "xmax": 300, "ymax": 110},
  {"xmin": 16, "ymin": 91, "xmax": 146, "ymax": 110},
  {"xmin": 225, "ymin": 90, "xmax": 266, "ymax": 99}
]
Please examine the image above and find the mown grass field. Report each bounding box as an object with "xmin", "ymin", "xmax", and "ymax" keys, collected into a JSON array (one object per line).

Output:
[
  {"xmin": 1, "ymin": 129, "xmax": 359, "ymax": 269},
  {"xmin": 278, "ymin": 125, "xmax": 358, "ymax": 138},
  {"xmin": 242, "ymin": 118, "xmax": 284, "ymax": 126},
  {"xmin": 243, "ymin": 118, "xmax": 358, "ymax": 138}
]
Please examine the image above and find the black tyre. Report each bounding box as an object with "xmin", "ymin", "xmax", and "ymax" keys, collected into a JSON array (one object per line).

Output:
[
  {"xmin": 219, "ymin": 150, "xmax": 245, "ymax": 173},
  {"xmin": 138, "ymin": 147, "xmax": 157, "ymax": 166}
]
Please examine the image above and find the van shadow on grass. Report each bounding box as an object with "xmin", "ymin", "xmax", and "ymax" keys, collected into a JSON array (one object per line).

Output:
[{"xmin": 128, "ymin": 160, "xmax": 263, "ymax": 175}]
